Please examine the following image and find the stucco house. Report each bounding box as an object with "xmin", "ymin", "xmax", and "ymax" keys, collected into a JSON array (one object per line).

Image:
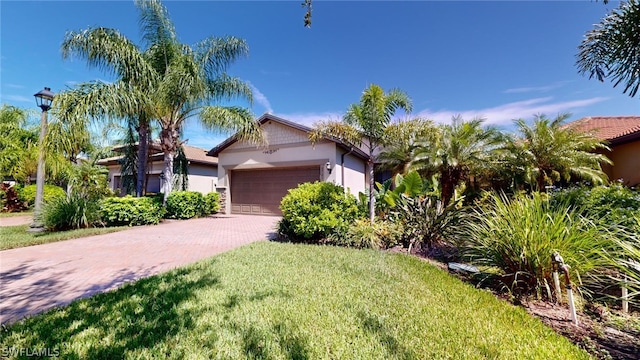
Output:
[
  {"xmin": 566, "ymin": 116, "xmax": 640, "ymax": 186},
  {"xmin": 208, "ymin": 114, "xmax": 369, "ymax": 216},
  {"xmin": 98, "ymin": 143, "xmax": 218, "ymax": 195}
]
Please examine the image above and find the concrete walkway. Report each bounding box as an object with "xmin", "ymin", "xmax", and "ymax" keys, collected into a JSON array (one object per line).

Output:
[
  {"xmin": 0, "ymin": 215, "xmax": 279, "ymax": 324},
  {"xmin": 0, "ymin": 215, "xmax": 33, "ymax": 227}
]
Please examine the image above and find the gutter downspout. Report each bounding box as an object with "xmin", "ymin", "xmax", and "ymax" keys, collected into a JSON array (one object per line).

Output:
[{"xmin": 341, "ymin": 147, "xmax": 354, "ymax": 190}]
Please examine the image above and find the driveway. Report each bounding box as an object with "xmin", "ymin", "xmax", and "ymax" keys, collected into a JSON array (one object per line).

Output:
[{"xmin": 0, "ymin": 215, "xmax": 280, "ymax": 324}]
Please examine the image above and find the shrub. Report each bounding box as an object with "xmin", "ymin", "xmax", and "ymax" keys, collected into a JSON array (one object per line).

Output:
[
  {"xmin": 43, "ymin": 194, "xmax": 102, "ymax": 230},
  {"xmin": 551, "ymin": 184, "xmax": 640, "ymax": 232},
  {"xmin": 604, "ymin": 219, "xmax": 640, "ymax": 308},
  {"xmin": 329, "ymin": 219, "xmax": 404, "ymax": 249},
  {"xmin": 101, "ymin": 196, "xmax": 164, "ymax": 226},
  {"xmin": 1, "ymin": 183, "xmax": 25, "ymax": 212},
  {"xmin": 459, "ymin": 192, "xmax": 616, "ymax": 298},
  {"xmin": 388, "ymin": 194, "xmax": 461, "ymax": 252},
  {"xmin": 18, "ymin": 184, "xmax": 65, "ymax": 208},
  {"xmin": 278, "ymin": 181, "xmax": 362, "ymax": 241},
  {"xmin": 203, "ymin": 192, "xmax": 220, "ymax": 215},
  {"xmin": 165, "ymin": 191, "xmax": 205, "ymax": 219}
]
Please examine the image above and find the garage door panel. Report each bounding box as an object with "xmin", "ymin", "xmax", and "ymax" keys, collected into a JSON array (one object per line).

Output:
[{"xmin": 231, "ymin": 167, "xmax": 319, "ymax": 215}]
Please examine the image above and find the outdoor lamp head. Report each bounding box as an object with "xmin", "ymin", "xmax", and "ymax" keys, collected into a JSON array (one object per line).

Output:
[
  {"xmin": 326, "ymin": 161, "xmax": 332, "ymax": 174},
  {"xmin": 34, "ymin": 87, "xmax": 55, "ymax": 111}
]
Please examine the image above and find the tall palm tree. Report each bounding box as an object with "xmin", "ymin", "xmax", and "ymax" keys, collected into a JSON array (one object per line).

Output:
[
  {"xmin": 58, "ymin": 0, "xmax": 263, "ymax": 202},
  {"xmin": 577, "ymin": 0, "xmax": 640, "ymax": 98},
  {"xmin": 410, "ymin": 116, "xmax": 503, "ymax": 205},
  {"xmin": 310, "ymin": 84, "xmax": 412, "ymax": 223},
  {"xmin": 503, "ymin": 114, "xmax": 612, "ymax": 191}
]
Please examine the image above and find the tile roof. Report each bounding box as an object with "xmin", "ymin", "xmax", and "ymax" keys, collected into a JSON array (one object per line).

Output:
[
  {"xmin": 98, "ymin": 144, "xmax": 217, "ymax": 166},
  {"xmin": 566, "ymin": 116, "xmax": 640, "ymax": 142}
]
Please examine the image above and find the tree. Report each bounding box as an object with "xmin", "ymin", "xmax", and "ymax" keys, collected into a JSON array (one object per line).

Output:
[
  {"xmin": 503, "ymin": 114, "xmax": 612, "ymax": 191},
  {"xmin": 310, "ymin": 84, "xmax": 412, "ymax": 223},
  {"xmin": 410, "ymin": 116, "xmax": 503, "ymax": 205},
  {"xmin": 577, "ymin": 0, "xmax": 640, "ymax": 98},
  {"xmin": 59, "ymin": 0, "xmax": 263, "ymax": 202},
  {"xmin": 377, "ymin": 118, "xmax": 439, "ymax": 177}
]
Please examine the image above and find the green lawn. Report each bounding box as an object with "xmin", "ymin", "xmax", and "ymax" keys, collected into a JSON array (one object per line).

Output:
[
  {"xmin": 0, "ymin": 242, "xmax": 590, "ymax": 359},
  {"xmin": 0, "ymin": 225, "xmax": 128, "ymax": 250}
]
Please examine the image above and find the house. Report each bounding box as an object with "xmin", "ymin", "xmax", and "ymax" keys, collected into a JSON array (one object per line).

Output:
[
  {"xmin": 98, "ymin": 143, "xmax": 218, "ymax": 195},
  {"xmin": 208, "ymin": 114, "xmax": 369, "ymax": 216},
  {"xmin": 566, "ymin": 116, "xmax": 640, "ymax": 186}
]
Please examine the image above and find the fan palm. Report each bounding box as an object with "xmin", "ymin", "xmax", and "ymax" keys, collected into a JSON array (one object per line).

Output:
[
  {"xmin": 310, "ymin": 84, "xmax": 412, "ymax": 223},
  {"xmin": 577, "ymin": 0, "xmax": 640, "ymax": 98},
  {"xmin": 58, "ymin": 0, "xmax": 262, "ymax": 202},
  {"xmin": 503, "ymin": 114, "xmax": 612, "ymax": 191}
]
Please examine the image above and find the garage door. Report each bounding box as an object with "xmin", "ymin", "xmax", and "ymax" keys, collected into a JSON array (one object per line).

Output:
[{"xmin": 231, "ymin": 167, "xmax": 320, "ymax": 215}]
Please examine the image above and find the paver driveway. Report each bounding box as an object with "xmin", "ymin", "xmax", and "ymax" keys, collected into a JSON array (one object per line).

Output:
[{"xmin": 0, "ymin": 215, "xmax": 279, "ymax": 324}]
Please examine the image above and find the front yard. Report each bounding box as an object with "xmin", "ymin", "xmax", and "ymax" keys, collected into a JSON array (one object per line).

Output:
[
  {"xmin": 0, "ymin": 242, "xmax": 588, "ymax": 359},
  {"xmin": 0, "ymin": 225, "xmax": 128, "ymax": 250}
]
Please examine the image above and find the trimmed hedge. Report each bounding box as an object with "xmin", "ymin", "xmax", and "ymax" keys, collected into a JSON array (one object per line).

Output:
[
  {"xmin": 18, "ymin": 184, "xmax": 65, "ymax": 208},
  {"xmin": 278, "ymin": 181, "xmax": 362, "ymax": 241},
  {"xmin": 204, "ymin": 192, "xmax": 220, "ymax": 215},
  {"xmin": 100, "ymin": 196, "xmax": 164, "ymax": 226},
  {"xmin": 165, "ymin": 191, "xmax": 205, "ymax": 219}
]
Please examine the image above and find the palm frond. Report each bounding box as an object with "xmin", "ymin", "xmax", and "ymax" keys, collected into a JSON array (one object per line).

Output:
[
  {"xmin": 196, "ymin": 36, "xmax": 250, "ymax": 77},
  {"xmin": 200, "ymin": 106, "xmax": 265, "ymax": 145},
  {"xmin": 309, "ymin": 121, "xmax": 362, "ymax": 148}
]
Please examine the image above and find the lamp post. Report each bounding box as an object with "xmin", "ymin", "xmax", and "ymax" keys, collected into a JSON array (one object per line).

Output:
[{"xmin": 28, "ymin": 87, "xmax": 55, "ymax": 232}]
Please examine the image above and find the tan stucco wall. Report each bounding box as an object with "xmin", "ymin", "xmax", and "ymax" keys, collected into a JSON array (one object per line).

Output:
[
  {"xmin": 334, "ymin": 148, "xmax": 366, "ymax": 194},
  {"xmin": 216, "ymin": 121, "xmax": 367, "ymax": 214},
  {"xmin": 105, "ymin": 161, "xmax": 217, "ymax": 195},
  {"xmin": 607, "ymin": 141, "xmax": 640, "ymax": 186}
]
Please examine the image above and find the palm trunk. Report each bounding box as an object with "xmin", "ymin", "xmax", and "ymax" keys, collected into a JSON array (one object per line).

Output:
[
  {"xmin": 368, "ymin": 158, "xmax": 375, "ymax": 224},
  {"xmin": 160, "ymin": 123, "xmax": 179, "ymax": 205},
  {"xmin": 136, "ymin": 119, "xmax": 149, "ymax": 197},
  {"xmin": 162, "ymin": 150, "xmax": 174, "ymax": 204}
]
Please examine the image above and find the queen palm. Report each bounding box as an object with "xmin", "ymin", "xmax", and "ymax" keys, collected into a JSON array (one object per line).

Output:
[
  {"xmin": 58, "ymin": 0, "xmax": 262, "ymax": 201},
  {"xmin": 504, "ymin": 114, "xmax": 612, "ymax": 191},
  {"xmin": 577, "ymin": 0, "xmax": 640, "ymax": 98},
  {"xmin": 410, "ymin": 116, "xmax": 503, "ymax": 205},
  {"xmin": 310, "ymin": 84, "xmax": 412, "ymax": 223}
]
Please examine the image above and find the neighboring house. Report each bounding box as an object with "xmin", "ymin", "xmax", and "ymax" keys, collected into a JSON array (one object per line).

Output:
[
  {"xmin": 98, "ymin": 143, "xmax": 218, "ymax": 195},
  {"xmin": 209, "ymin": 114, "xmax": 369, "ymax": 216},
  {"xmin": 566, "ymin": 116, "xmax": 640, "ymax": 186}
]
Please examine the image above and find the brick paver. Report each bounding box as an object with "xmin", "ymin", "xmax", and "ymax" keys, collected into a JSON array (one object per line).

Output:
[{"xmin": 0, "ymin": 215, "xmax": 279, "ymax": 324}]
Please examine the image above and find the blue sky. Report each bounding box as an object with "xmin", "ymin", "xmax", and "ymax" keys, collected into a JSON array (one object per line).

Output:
[{"xmin": 1, "ymin": 1, "xmax": 638, "ymax": 150}]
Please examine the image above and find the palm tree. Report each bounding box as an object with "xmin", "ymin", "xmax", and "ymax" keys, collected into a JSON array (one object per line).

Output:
[
  {"xmin": 58, "ymin": 0, "xmax": 263, "ymax": 202},
  {"xmin": 410, "ymin": 116, "xmax": 503, "ymax": 205},
  {"xmin": 310, "ymin": 84, "xmax": 412, "ymax": 223},
  {"xmin": 503, "ymin": 114, "xmax": 612, "ymax": 191},
  {"xmin": 577, "ymin": 0, "xmax": 640, "ymax": 98},
  {"xmin": 377, "ymin": 118, "xmax": 439, "ymax": 177}
]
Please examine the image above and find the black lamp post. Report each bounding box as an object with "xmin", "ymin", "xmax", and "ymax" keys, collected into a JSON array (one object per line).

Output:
[{"xmin": 28, "ymin": 87, "xmax": 55, "ymax": 232}]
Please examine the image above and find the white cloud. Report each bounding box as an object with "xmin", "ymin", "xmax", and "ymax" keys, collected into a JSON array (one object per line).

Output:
[
  {"xmin": 416, "ymin": 96, "xmax": 609, "ymax": 126},
  {"xmin": 503, "ymin": 81, "xmax": 572, "ymax": 94},
  {"xmin": 248, "ymin": 82, "xmax": 273, "ymax": 114},
  {"xmin": 5, "ymin": 83, "xmax": 24, "ymax": 89},
  {"xmin": 3, "ymin": 95, "xmax": 32, "ymax": 103},
  {"xmin": 273, "ymin": 111, "xmax": 344, "ymax": 127}
]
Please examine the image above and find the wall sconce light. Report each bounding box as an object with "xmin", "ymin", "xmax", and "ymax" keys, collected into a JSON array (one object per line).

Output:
[{"xmin": 326, "ymin": 161, "xmax": 332, "ymax": 174}]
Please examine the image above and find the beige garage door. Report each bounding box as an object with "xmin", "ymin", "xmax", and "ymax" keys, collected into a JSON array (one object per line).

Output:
[{"xmin": 231, "ymin": 167, "xmax": 320, "ymax": 215}]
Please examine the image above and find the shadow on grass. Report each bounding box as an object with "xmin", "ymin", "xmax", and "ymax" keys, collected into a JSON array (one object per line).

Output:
[
  {"xmin": 357, "ymin": 311, "xmax": 417, "ymax": 360},
  {"xmin": 2, "ymin": 265, "xmax": 220, "ymax": 359}
]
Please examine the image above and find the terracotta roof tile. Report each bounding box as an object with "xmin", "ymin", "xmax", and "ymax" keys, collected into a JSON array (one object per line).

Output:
[{"xmin": 566, "ymin": 116, "xmax": 640, "ymax": 141}]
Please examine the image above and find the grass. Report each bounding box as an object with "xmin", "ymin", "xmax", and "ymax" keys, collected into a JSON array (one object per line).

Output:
[
  {"xmin": 0, "ymin": 210, "xmax": 33, "ymax": 218},
  {"xmin": 0, "ymin": 225, "xmax": 128, "ymax": 250},
  {"xmin": 0, "ymin": 242, "xmax": 590, "ymax": 359}
]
